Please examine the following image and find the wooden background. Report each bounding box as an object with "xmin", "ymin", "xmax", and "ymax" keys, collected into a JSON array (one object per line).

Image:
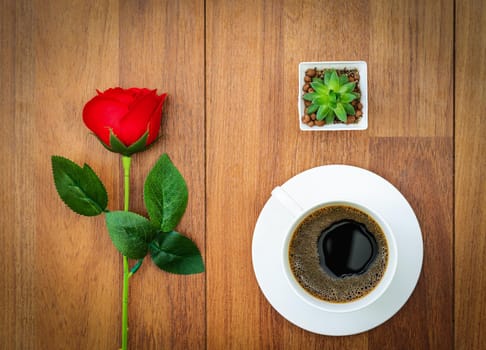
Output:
[{"xmin": 1, "ymin": 0, "xmax": 484, "ymax": 349}]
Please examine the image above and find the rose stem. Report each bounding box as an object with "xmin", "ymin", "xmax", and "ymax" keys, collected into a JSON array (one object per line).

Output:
[{"xmin": 122, "ymin": 155, "xmax": 132, "ymax": 350}]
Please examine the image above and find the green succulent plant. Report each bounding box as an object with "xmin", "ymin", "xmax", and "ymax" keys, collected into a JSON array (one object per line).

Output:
[{"xmin": 303, "ymin": 69, "xmax": 360, "ymax": 124}]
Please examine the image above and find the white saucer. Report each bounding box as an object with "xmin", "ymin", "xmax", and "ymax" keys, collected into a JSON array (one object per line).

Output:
[{"xmin": 252, "ymin": 165, "xmax": 423, "ymax": 336}]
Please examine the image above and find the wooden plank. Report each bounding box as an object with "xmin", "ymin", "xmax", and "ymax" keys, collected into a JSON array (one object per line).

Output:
[
  {"xmin": 206, "ymin": 1, "xmax": 370, "ymax": 348},
  {"xmin": 368, "ymin": 138, "xmax": 453, "ymax": 349},
  {"xmin": 0, "ymin": 0, "xmax": 466, "ymax": 348},
  {"xmin": 455, "ymin": 0, "xmax": 486, "ymax": 349},
  {"xmin": 33, "ymin": 1, "xmax": 121, "ymax": 349},
  {"xmin": 0, "ymin": 0, "xmax": 35, "ymax": 348},
  {"xmin": 369, "ymin": 0, "xmax": 453, "ymax": 137},
  {"xmin": 118, "ymin": 1, "xmax": 206, "ymax": 349}
]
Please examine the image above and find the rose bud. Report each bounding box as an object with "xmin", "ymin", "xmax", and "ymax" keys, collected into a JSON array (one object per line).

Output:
[{"xmin": 83, "ymin": 87, "xmax": 167, "ymax": 155}]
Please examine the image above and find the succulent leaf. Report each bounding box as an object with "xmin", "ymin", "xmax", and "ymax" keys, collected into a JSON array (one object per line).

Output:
[
  {"xmin": 307, "ymin": 103, "xmax": 319, "ymax": 114},
  {"xmin": 325, "ymin": 112, "xmax": 335, "ymax": 124},
  {"xmin": 339, "ymin": 82, "xmax": 356, "ymax": 94},
  {"xmin": 340, "ymin": 93, "xmax": 357, "ymax": 104},
  {"xmin": 315, "ymin": 95, "xmax": 330, "ymax": 105},
  {"xmin": 328, "ymin": 70, "xmax": 340, "ymax": 91},
  {"xmin": 328, "ymin": 91, "xmax": 337, "ymax": 103},
  {"xmin": 334, "ymin": 103, "xmax": 347, "ymax": 122},
  {"xmin": 317, "ymin": 105, "xmax": 330, "ymax": 121},
  {"xmin": 303, "ymin": 92, "xmax": 318, "ymax": 101},
  {"xmin": 339, "ymin": 75, "xmax": 349, "ymax": 85},
  {"xmin": 324, "ymin": 70, "xmax": 332, "ymax": 85},
  {"xmin": 310, "ymin": 81, "xmax": 329, "ymax": 95},
  {"xmin": 343, "ymin": 103, "xmax": 356, "ymax": 116},
  {"xmin": 302, "ymin": 69, "xmax": 360, "ymax": 125}
]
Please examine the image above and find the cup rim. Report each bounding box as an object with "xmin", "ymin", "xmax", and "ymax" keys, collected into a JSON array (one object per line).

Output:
[{"xmin": 282, "ymin": 200, "xmax": 398, "ymax": 313}]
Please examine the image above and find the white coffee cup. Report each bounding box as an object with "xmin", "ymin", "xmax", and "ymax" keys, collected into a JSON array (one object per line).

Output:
[{"xmin": 272, "ymin": 186, "xmax": 398, "ymax": 313}]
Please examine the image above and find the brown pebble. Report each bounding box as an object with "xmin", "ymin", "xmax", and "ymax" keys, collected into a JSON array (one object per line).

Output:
[
  {"xmin": 315, "ymin": 120, "xmax": 325, "ymax": 126},
  {"xmin": 346, "ymin": 116, "xmax": 356, "ymax": 124},
  {"xmin": 307, "ymin": 121, "xmax": 315, "ymax": 127},
  {"xmin": 306, "ymin": 69, "xmax": 316, "ymax": 77},
  {"xmin": 304, "ymin": 100, "xmax": 311, "ymax": 107},
  {"xmin": 357, "ymin": 102, "xmax": 363, "ymax": 110},
  {"xmin": 304, "ymin": 75, "xmax": 311, "ymax": 83},
  {"xmin": 356, "ymin": 110, "xmax": 363, "ymax": 117},
  {"xmin": 303, "ymin": 115, "xmax": 310, "ymax": 123},
  {"xmin": 303, "ymin": 83, "xmax": 310, "ymax": 91},
  {"xmin": 349, "ymin": 76, "xmax": 355, "ymax": 82},
  {"xmin": 351, "ymin": 100, "xmax": 358, "ymax": 107},
  {"xmin": 310, "ymin": 113, "xmax": 316, "ymax": 120},
  {"xmin": 308, "ymin": 88, "xmax": 314, "ymax": 93}
]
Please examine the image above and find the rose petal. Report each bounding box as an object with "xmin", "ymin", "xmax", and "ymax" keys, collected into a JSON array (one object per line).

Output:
[
  {"xmin": 147, "ymin": 93, "xmax": 167, "ymax": 145},
  {"xmin": 83, "ymin": 95, "xmax": 128, "ymax": 145},
  {"xmin": 102, "ymin": 88, "xmax": 137, "ymax": 105},
  {"xmin": 129, "ymin": 89, "xmax": 156, "ymax": 108},
  {"xmin": 114, "ymin": 91, "xmax": 160, "ymax": 146},
  {"xmin": 129, "ymin": 87, "xmax": 153, "ymax": 96}
]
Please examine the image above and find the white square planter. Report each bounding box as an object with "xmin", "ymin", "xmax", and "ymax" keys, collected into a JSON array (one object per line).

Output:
[{"xmin": 298, "ymin": 61, "xmax": 368, "ymax": 131}]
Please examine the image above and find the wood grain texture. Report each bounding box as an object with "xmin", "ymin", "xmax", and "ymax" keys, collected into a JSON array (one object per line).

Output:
[
  {"xmin": 368, "ymin": 138, "xmax": 453, "ymax": 349},
  {"xmin": 455, "ymin": 0, "xmax": 486, "ymax": 349},
  {"xmin": 206, "ymin": 0, "xmax": 452, "ymax": 349},
  {"xmin": 1, "ymin": 0, "xmax": 482, "ymax": 348},
  {"xmin": 369, "ymin": 0, "xmax": 453, "ymax": 137},
  {"xmin": 1, "ymin": 0, "xmax": 205, "ymax": 349},
  {"xmin": 34, "ymin": 1, "xmax": 121, "ymax": 349},
  {"xmin": 205, "ymin": 2, "xmax": 371, "ymax": 349},
  {"xmin": 118, "ymin": 1, "xmax": 205, "ymax": 349},
  {"xmin": 0, "ymin": 1, "xmax": 35, "ymax": 348}
]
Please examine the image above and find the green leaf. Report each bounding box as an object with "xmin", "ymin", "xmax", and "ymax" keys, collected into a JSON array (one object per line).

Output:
[
  {"xmin": 328, "ymin": 92, "xmax": 337, "ymax": 109},
  {"xmin": 107, "ymin": 130, "xmax": 149, "ymax": 156},
  {"xmin": 324, "ymin": 70, "xmax": 333, "ymax": 86},
  {"xmin": 144, "ymin": 154, "xmax": 188, "ymax": 232},
  {"xmin": 105, "ymin": 211, "xmax": 157, "ymax": 259},
  {"xmin": 316, "ymin": 105, "xmax": 330, "ymax": 121},
  {"xmin": 51, "ymin": 156, "xmax": 108, "ymax": 216},
  {"xmin": 328, "ymin": 70, "xmax": 340, "ymax": 91},
  {"xmin": 343, "ymin": 103, "xmax": 356, "ymax": 116},
  {"xmin": 329, "ymin": 91, "xmax": 337, "ymax": 103},
  {"xmin": 310, "ymin": 81, "xmax": 329, "ymax": 95},
  {"xmin": 325, "ymin": 111, "xmax": 335, "ymax": 124},
  {"xmin": 314, "ymin": 95, "xmax": 330, "ymax": 105},
  {"xmin": 109, "ymin": 131, "xmax": 129, "ymax": 153},
  {"xmin": 339, "ymin": 74, "xmax": 349, "ymax": 85},
  {"xmin": 339, "ymin": 81, "xmax": 356, "ymax": 94},
  {"xmin": 127, "ymin": 131, "xmax": 149, "ymax": 154},
  {"xmin": 340, "ymin": 92, "xmax": 358, "ymax": 103},
  {"xmin": 150, "ymin": 231, "xmax": 204, "ymax": 274},
  {"xmin": 303, "ymin": 92, "xmax": 318, "ymax": 101},
  {"xmin": 130, "ymin": 259, "xmax": 144, "ymax": 275},
  {"xmin": 307, "ymin": 103, "xmax": 319, "ymax": 114},
  {"xmin": 334, "ymin": 103, "xmax": 347, "ymax": 122}
]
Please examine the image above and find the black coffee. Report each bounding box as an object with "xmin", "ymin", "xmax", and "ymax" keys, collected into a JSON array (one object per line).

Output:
[
  {"xmin": 288, "ymin": 205, "xmax": 388, "ymax": 303},
  {"xmin": 318, "ymin": 220, "xmax": 378, "ymax": 277}
]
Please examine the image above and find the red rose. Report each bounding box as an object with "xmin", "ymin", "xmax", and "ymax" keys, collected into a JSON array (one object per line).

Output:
[{"xmin": 83, "ymin": 87, "xmax": 167, "ymax": 154}]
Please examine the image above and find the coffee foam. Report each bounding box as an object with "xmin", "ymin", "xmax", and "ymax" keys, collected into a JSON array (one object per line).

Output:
[{"xmin": 288, "ymin": 205, "xmax": 389, "ymax": 303}]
